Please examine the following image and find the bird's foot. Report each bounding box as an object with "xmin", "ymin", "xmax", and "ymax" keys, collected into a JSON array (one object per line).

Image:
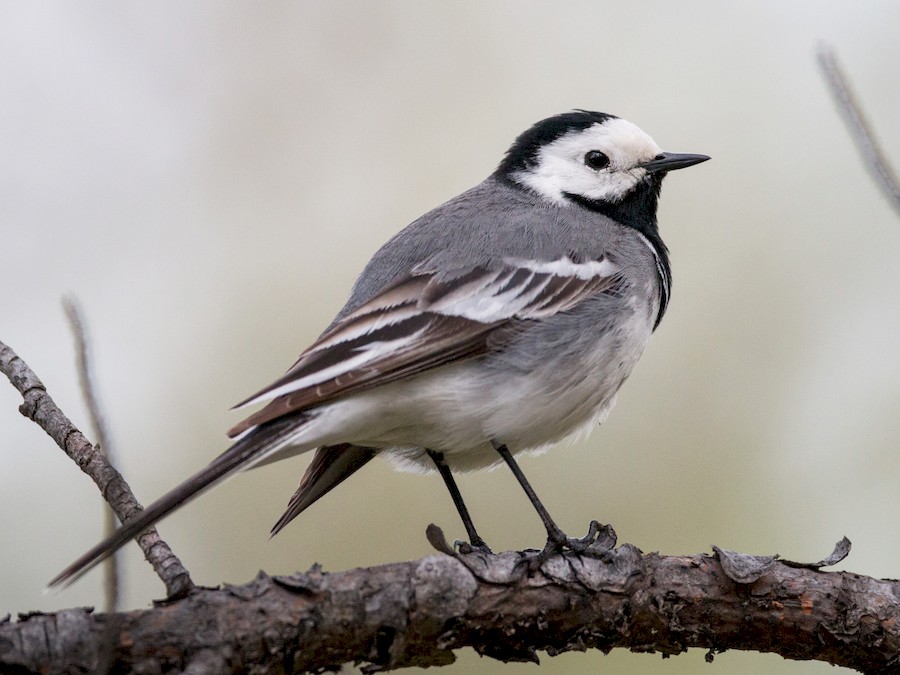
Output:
[
  {"xmin": 519, "ymin": 520, "xmax": 618, "ymax": 571},
  {"xmin": 426, "ymin": 523, "xmax": 493, "ymax": 556},
  {"xmin": 552, "ymin": 519, "xmax": 616, "ymax": 555},
  {"xmin": 455, "ymin": 538, "xmax": 493, "ymax": 555},
  {"xmin": 426, "ymin": 524, "xmax": 520, "ymax": 585}
]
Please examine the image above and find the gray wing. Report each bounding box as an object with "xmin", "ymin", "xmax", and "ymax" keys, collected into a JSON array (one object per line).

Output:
[
  {"xmin": 229, "ymin": 255, "xmax": 624, "ymax": 437},
  {"xmin": 334, "ymin": 176, "xmax": 627, "ymax": 322}
]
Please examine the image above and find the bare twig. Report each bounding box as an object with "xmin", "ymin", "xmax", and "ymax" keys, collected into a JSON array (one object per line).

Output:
[
  {"xmin": 0, "ymin": 339, "xmax": 194, "ymax": 597},
  {"xmin": 62, "ymin": 298, "xmax": 120, "ymax": 612},
  {"xmin": 1, "ymin": 547, "xmax": 898, "ymax": 673},
  {"xmin": 817, "ymin": 43, "xmax": 900, "ymax": 217}
]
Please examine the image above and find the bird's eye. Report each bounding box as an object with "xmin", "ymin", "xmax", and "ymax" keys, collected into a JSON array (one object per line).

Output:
[{"xmin": 584, "ymin": 150, "xmax": 610, "ymax": 170}]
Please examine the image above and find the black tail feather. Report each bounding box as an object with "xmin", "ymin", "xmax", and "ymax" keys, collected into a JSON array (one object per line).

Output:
[
  {"xmin": 270, "ymin": 444, "xmax": 376, "ymax": 536},
  {"xmin": 49, "ymin": 418, "xmax": 302, "ymax": 590}
]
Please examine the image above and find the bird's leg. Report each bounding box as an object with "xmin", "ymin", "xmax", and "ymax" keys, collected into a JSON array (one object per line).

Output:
[
  {"xmin": 492, "ymin": 441, "xmax": 607, "ymax": 560},
  {"xmin": 427, "ymin": 450, "xmax": 492, "ymax": 554},
  {"xmin": 491, "ymin": 442, "xmax": 567, "ymax": 545}
]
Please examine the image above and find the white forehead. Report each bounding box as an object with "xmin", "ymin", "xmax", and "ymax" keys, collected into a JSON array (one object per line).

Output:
[
  {"xmin": 542, "ymin": 117, "xmax": 662, "ymax": 168},
  {"xmin": 512, "ymin": 117, "xmax": 663, "ymax": 205}
]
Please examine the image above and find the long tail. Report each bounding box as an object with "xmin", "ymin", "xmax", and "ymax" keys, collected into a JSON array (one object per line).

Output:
[{"xmin": 48, "ymin": 416, "xmax": 306, "ymax": 590}]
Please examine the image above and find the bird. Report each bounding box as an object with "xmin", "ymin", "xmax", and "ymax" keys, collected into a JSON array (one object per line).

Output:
[{"xmin": 50, "ymin": 110, "xmax": 709, "ymax": 589}]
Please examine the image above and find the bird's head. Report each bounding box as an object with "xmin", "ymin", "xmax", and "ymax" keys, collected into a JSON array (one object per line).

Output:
[{"xmin": 496, "ymin": 110, "xmax": 709, "ymax": 208}]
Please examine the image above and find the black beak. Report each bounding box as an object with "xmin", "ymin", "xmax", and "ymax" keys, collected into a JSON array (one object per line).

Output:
[{"xmin": 639, "ymin": 152, "xmax": 710, "ymax": 173}]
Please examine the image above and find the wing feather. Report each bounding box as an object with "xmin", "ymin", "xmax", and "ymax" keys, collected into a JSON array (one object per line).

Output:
[{"xmin": 229, "ymin": 256, "xmax": 621, "ymax": 437}]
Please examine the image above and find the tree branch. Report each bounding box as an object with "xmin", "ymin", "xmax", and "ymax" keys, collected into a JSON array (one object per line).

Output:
[
  {"xmin": 62, "ymin": 298, "xmax": 121, "ymax": 612},
  {"xmin": 3, "ymin": 326, "xmax": 899, "ymax": 671},
  {"xmin": 2, "ymin": 546, "xmax": 898, "ymax": 673},
  {"xmin": 0, "ymin": 339, "xmax": 194, "ymax": 598},
  {"xmin": 817, "ymin": 43, "xmax": 900, "ymax": 217}
]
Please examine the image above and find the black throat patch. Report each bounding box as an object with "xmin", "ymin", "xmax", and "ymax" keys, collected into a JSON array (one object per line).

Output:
[{"xmin": 563, "ymin": 177, "xmax": 672, "ymax": 329}]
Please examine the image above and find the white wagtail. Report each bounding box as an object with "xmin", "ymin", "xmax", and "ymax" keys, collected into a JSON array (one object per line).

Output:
[{"xmin": 51, "ymin": 110, "xmax": 708, "ymax": 587}]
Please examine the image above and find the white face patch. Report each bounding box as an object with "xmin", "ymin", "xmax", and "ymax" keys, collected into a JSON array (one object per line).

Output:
[{"xmin": 512, "ymin": 117, "xmax": 663, "ymax": 205}]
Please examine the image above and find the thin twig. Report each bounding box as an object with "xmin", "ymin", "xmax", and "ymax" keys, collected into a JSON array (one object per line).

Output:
[
  {"xmin": 62, "ymin": 298, "xmax": 120, "ymax": 612},
  {"xmin": 0, "ymin": 339, "xmax": 194, "ymax": 597},
  {"xmin": 817, "ymin": 42, "xmax": 900, "ymax": 218}
]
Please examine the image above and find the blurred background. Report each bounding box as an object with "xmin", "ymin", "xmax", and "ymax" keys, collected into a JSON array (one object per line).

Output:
[{"xmin": 1, "ymin": 2, "xmax": 898, "ymax": 673}]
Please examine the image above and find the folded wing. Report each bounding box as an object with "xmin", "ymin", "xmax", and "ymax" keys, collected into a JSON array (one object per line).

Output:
[{"xmin": 229, "ymin": 256, "xmax": 622, "ymax": 437}]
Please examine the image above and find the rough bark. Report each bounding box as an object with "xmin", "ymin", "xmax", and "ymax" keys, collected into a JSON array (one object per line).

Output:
[{"xmin": 2, "ymin": 546, "xmax": 899, "ymax": 674}]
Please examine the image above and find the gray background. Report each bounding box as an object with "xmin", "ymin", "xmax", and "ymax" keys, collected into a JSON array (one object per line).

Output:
[{"xmin": 1, "ymin": 2, "xmax": 898, "ymax": 673}]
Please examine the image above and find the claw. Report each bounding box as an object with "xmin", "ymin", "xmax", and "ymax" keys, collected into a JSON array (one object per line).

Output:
[
  {"xmin": 427, "ymin": 523, "xmax": 494, "ymax": 557},
  {"xmin": 520, "ymin": 521, "xmax": 618, "ymax": 571},
  {"xmin": 456, "ymin": 539, "xmax": 493, "ymax": 555}
]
